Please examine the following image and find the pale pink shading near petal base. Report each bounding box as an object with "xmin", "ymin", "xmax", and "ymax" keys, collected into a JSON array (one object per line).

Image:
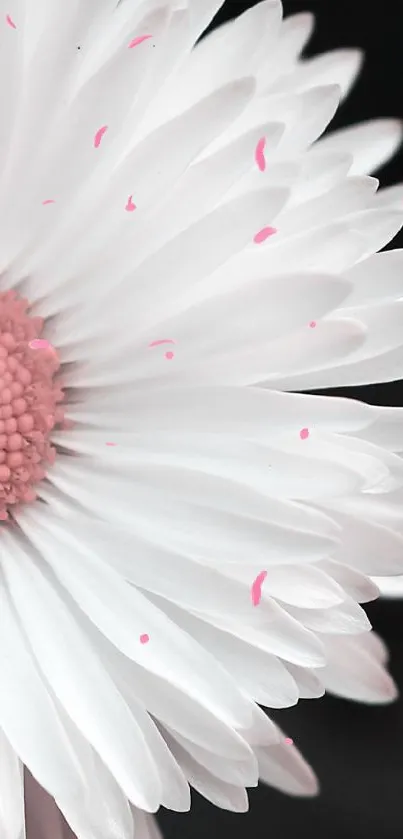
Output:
[
  {"xmin": 128, "ymin": 34, "xmax": 152, "ymax": 49},
  {"xmin": 255, "ymin": 137, "xmax": 267, "ymax": 172},
  {"xmin": 300, "ymin": 428, "xmax": 310, "ymax": 441},
  {"xmin": 6, "ymin": 14, "xmax": 16, "ymax": 29},
  {"xmin": 253, "ymin": 226, "xmax": 277, "ymax": 244},
  {"xmin": 93, "ymin": 125, "xmax": 108, "ymax": 148},
  {"xmin": 106, "ymin": 442, "xmax": 117, "ymax": 447},
  {"xmin": 140, "ymin": 634, "xmax": 150, "ymax": 645},
  {"xmin": 42, "ymin": 199, "xmax": 56, "ymax": 205},
  {"xmin": 125, "ymin": 195, "xmax": 137, "ymax": 212},
  {"xmin": 251, "ymin": 570, "xmax": 267, "ymax": 606}
]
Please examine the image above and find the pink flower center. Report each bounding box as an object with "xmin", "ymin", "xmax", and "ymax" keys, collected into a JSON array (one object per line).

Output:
[{"xmin": 0, "ymin": 291, "xmax": 65, "ymax": 521}]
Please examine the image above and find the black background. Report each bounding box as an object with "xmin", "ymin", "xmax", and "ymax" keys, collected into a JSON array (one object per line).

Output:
[{"xmin": 159, "ymin": 3, "xmax": 403, "ymax": 837}]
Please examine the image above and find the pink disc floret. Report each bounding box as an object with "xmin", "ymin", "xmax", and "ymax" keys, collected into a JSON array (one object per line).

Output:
[{"xmin": 0, "ymin": 291, "xmax": 65, "ymax": 521}]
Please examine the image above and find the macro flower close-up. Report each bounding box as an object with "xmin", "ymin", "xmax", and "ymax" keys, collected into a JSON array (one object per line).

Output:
[{"xmin": 1, "ymin": 1, "xmax": 403, "ymax": 837}]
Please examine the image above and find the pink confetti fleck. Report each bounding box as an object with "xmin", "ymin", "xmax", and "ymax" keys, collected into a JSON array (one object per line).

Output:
[
  {"xmin": 29, "ymin": 339, "xmax": 53, "ymax": 351},
  {"xmin": 149, "ymin": 338, "xmax": 176, "ymax": 360},
  {"xmin": 251, "ymin": 570, "xmax": 267, "ymax": 606},
  {"xmin": 309, "ymin": 321, "xmax": 317, "ymax": 329},
  {"xmin": 255, "ymin": 137, "xmax": 267, "ymax": 172},
  {"xmin": 300, "ymin": 427, "xmax": 310, "ymax": 441},
  {"xmin": 128, "ymin": 34, "xmax": 152, "ymax": 49},
  {"xmin": 6, "ymin": 14, "xmax": 16, "ymax": 29},
  {"xmin": 42, "ymin": 199, "xmax": 55, "ymax": 206},
  {"xmin": 254, "ymin": 226, "xmax": 277, "ymax": 245},
  {"xmin": 94, "ymin": 125, "xmax": 108, "ymax": 149},
  {"xmin": 140, "ymin": 634, "xmax": 150, "ymax": 645},
  {"xmin": 285, "ymin": 738, "xmax": 294, "ymax": 746},
  {"xmin": 125, "ymin": 195, "xmax": 137, "ymax": 212}
]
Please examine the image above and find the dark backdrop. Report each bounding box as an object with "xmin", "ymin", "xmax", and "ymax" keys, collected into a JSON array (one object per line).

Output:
[{"xmin": 159, "ymin": 3, "xmax": 403, "ymax": 837}]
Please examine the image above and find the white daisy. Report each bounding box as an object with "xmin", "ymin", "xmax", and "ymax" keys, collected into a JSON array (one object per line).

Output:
[{"xmin": 0, "ymin": 0, "xmax": 402, "ymax": 836}]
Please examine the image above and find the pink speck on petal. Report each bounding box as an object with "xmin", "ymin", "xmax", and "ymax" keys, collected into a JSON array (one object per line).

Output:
[
  {"xmin": 106, "ymin": 442, "xmax": 117, "ymax": 447},
  {"xmin": 254, "ymin": 226, "xmax": 277, "ymax": 244},
  {"xmin": 94, "ymin": 125, "xmax": 108, "ymax": 148},
  {"xmin": 300, "ymin": 427, "xmax": 310, "ymax": 441},
  {"xmin": 149, "ymin": 339, "xmax": 176, "ymax": 360},
  {"xmin": 309, "ymin": 321, "xmax": 317, "ymax": 329},
  {"xmin": 255, "ymin": 137, "xmax": 267, "ymax": 172},
  {"xmin": 42, "ymin": 200, "xmax": 55, "ymax": 206},
  {"xmin": 125, "ymin": 195, "xmax": 136, "ymax": 212},
  {"xmin": 140, "ymin": 634, "xmax": 150, "ymax": 645},
  {"xmin": 285, "ymin": 738, "xmax": 294, "ymax": 746},
  {"xmin": 6, "ymin": 14, "xmax": 16, "ymax": 29},
  {"xmin": 29, "ymin": 339, "xmax": 53, "ymax": 351},
  {"xmin": 128, "ymin": 34, "xmax": 152, "ymax": 49},
  {"xmin": 251, "ymin": 570, "xmax": 267, "ymax": 606}
]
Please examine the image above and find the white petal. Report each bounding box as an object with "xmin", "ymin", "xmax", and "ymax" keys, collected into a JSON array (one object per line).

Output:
[
  {"xmin": 257, "ymin": 739, "xmax": 318, "ymax": 797},
  {"xmin": 144, "ymin": 603, "xmax": 299, "ymax": 709},
  {"xmin": 344, "ymin": 249, "xmax": 403, "ymax": 306},
  {"xmin": 276, "ymin": 176, "xmax": 378, "ymax": 236},
  {"xmin": 284, "ymin": 664, "xmax": 325, "ymax": 700},
  {"xmin": 319, "ymin": 560, "xmax": 380, "ymax": 604},
  {"xmin": 321, "ymin": 507, "xmax": 403, "ymax": 576},
  {"xmin": 373, "ymin": 576, "xmax": 403, "ymax": 598},
  {"xmin": 131, "ymin": 812, "xmax": 162, "ymax": 839},
  {"xmin": 0, "ymin": 570, "xmax": 85, "ymax": 805},
  {"xmin": 0, "ymin": 532, "xmax": 162, "ymax": 812},
  {"xmin": 15, "ymin": 507, "xmax": 255, "ymax": 733},
  {"xmin": 321, "ymin": 635, "xmax": 397, "ymax": 703},
  {"xmin": 258, "ymin": 12, "xmax": 314, "ymax": 87},
  {"xmin": 67, "ymin": 385, "xmax": 377, "ymax": 436},
  {"xmin": 162, "ymin": 733, "xmax": 249, "ymax": 812},
  {"xmin": 286, "ymin": 598, "xmax": 371, "ymax": 635},
  {"xmin": 274, "ymin": 49, "xmax": 363, "ymax": 99},
  {"xmin": 161, "ymin": 729, "xmax": 258, "ymax": 788},
  {"xmin": 313, "ymin": 119, "xmax": 403, "ymax": 175},
  {"xmin": 165, "ymin": 0, "xmax": 282, "ymax": 112}
]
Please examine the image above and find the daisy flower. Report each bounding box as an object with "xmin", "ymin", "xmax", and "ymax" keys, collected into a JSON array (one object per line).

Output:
[{"xmin": 0, "ymin": 1, "xmax": 403, "ymax": 837}]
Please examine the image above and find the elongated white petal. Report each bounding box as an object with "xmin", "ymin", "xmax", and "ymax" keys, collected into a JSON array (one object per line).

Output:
[
  {"xmin": 0, "ymin": 533, "xmax": 162, "ymax": 812},
  {"xmin": 321, "ymin": 635, "xmax": 397, "ymax": 704},
  {"xmin": 257, "ymin": 738, "xmax": 319, "ymax": 797},
  {"xmin": 313, "ymin": 119, "xmax": 403, "ymax": 175}
]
